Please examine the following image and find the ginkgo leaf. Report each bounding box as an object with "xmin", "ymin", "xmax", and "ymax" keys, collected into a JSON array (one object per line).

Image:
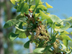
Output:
[
  {"xmin": 24, "ymin": 40, "xmax": 30, "ymax": 48},
  {"xmin": 61, "ymin": 31, "xmax": 69, "ymax": 34},
  {"xmin": 49, "ymin": 15, "xmax": 63, "ymax": 25},
  {"xmin": 4, "ymin": 19, "xmax": 17, "ymax": 28},
  {"xmin": 9, "ymin": 32, "xmax": 19, "ymax": 41},
  {"xmin": 40, "ymin": 10, "xmax": 52, "ymax": 23},
  {"xmin": 28, "ymin": 35, "xmax": 31, "ymax": 39},
  {"xmin": 15, "ymin": 29, "xmax": 27, "ymax": 38},
  {"xmin": 46, "ymin": 2, "xmax": 53, "ymax": 8},
  {"xmin": 63, "ymin": 17, "xmax": 72, "ymax": 21},
  {"xmin": 30, "ymin": 5, "xmax": 47, "ymax": 11},
  {"xmin": 38, "ymin": 5, "xmax": 47, "ymax": 11},
  {"xmin": 39, "ymin": 1, "xmax": 44, "ymax": 5},
  {"xmin": 63, "ymin": 39, "xmax": 68, "ymax": 47},
  {"xmin": 33, "ymin": 48, "xmax": 44, "ymax": 53},
  {"xmin": 10, "ymin": 0, "xmax": 15, "ymax": 5},
  {"xmin": 35, "ymin": 0, "xmax": 40, "ymax": 5},
  {"xmin": 55, "ymin": 22, "xmax": 70, "ymax": 32}
]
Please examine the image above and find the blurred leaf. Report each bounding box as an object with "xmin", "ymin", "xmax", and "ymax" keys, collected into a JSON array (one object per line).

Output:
[
  {"xmin": 38, "ymin": 5, "xmax": 47, "ymax": 11},
  {"xmin": 30, "ymin": 5, "xmax": 47, "ymax": 11},
  {"xmin": 46, "ymin": 2, "xmax": 53, "ymax": 8},
  {"xmin": 39, "ymin": 1, "xmax": 44, "ymax": 5},
  {"xmin": 49, "ymin": 15, "xmax": 63, "ymax": 25},
  {"xmin": 40, "ymin": 10, "xmax": 52, "ymax": 23},
  {"xmin": 15, "ymin": 22, "xmax": 25, "ymax": 32},
  {"xmin": 62, "ymin": 35, "xmax": 72, "ymax": 41},
  {"xmin": 10, "ymin": 0, "xmax": 15, "ymax": 5},
  {"xmin": 28, "ymin": 35, "xmax": 31, "ymax": 39},
  {"xmin": 9, "ymin": 32, "xmax": 19, "ymax": 41},
  {"xmin": 22, "ymin": 22, "xmax": 27, "ymax": 26},
  {"xmin": 35, "ymin": 0, "xmax": 40, "ymax": 5},
  {"xmin": 24, "ymin": 40, "xmax": 30, "ymax": 48},
  {"xmin": 63, "ymin": 39, "xmax": 68, "ymax": 47},
  {"xmin": 4, "ymin": 19, "xmax": 17, "ymax": 28},
  {"xmin": 61, "ymin": 31, "xmax": 69, "ymax": 34},
  {"xmin": 55, "ymin": 22, "xmax": 70, "ymax": 32},
  {"xmin": 30, "ymin": 5, "xmax": 35, "ymax": 10},
  {"xmin": 63, "ymin": 17, "xmax": 72, "ymax": 22},
  {"xmin": 18, "ymin": 33, "xmax": 27, "ymax": 38},
  {"xmin": 15, "ymin": 29, "xmax": 27, "ymax": 38},
  {"xmin": 21, "ymin": 3, "xmax": 29, "ymax": 13},
  {"xmin": 33, "ymin": 48, "xmax": 44, "ymax": 53},
  {"xmin": 70, "ymin": 32, "xmax": 72, "ymax": 35},
  {"xmin": 51, "ymin": 36, "xmax": 56, "ymax": 43},
  {"xmin": 61, "ymin": 44, "xmax": 66, "ymax": 50},
  {"xmin": 16, "ymin": 2, "xmax": 29, "ymax": 13}
]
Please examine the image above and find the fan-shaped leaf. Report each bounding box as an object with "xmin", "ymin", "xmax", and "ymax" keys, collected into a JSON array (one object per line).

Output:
[
  {"xmin": 15, "ymin": 29, "xmax": 27, "ymax": 38},
  {"xmin": 33, "ymin": 48, "xmax": 44, "ymax": 53},
  {"xmin": 55, "ymin": 22, "xmax": 70, "ymax": 32},
  {"xmin": 24, "ymin": 40, "xmax": 30, "ymax": 48},
  {"xmin": 9, "ymin": 32, "xmax": 19, "ymax": 41},
  {"xmin": 49, "ymin": 15, "xmax": 63, "ymax": 25},
  {"xmin": 40, "ymin": 10, "xmax": 52, "ymax": 23},
  {"xmin": 4, "ymin": 19, "xmax": 17, "ymax": 28},
  {"xmin": 46, "ymin": 2, "xmax": 53, "ymax": 8}
]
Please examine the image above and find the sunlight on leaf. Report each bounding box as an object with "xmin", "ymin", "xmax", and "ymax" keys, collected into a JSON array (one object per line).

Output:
[
  {"xmin": 10, "ymin": 0, "xmax": 15, "ymax": 5},
  {"xmin": 55, "ymin": 22, "xmax": 70, "ymax": 32},
  {"xmin": 46, "ymin": 2, "xmax": 53, "ymax": 8},
  {"xmin": 40, "ymin": 10, "xmax": 52, "ymax": 23},
  {"xmin": 33, "ymin": 48, "xmax": 44, "ymax": 53}
]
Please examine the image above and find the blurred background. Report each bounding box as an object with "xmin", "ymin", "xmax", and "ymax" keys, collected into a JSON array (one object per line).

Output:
[{"xmin": 0, "ymin": 0, "xmax": 72, "ymax": 54}]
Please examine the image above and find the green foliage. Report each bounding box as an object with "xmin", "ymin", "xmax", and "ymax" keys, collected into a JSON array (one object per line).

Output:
[
  {"xmin": 24, "ymin": 40, "xmax": 30, "ymax": 48},
  {"xmin": 10, "ymin": 0, "xmax": 15, "ymax": 5},
  {"xmin": 4, "ymin": 0, "xmax": 72, "ymax": 54},
  {"xmin": 55, "ymin": 22, "xmax": 70, "ymax": 32},
  {"xmin": 4, "ymin": 19, "xmax": 17, "ymax": 28},
  {"xmin": 33, "ymin": 48, "xmax": 44, "ymax": 53},
  {"xmin": 15, "ymin": 29, "xmax": 27, "ymax": 38},
  {"xmin": 40, "ymin": 10, "xmax": 52, "ymax": 23},
  {"xmin": 9, "ymin": 32, "xmax": 19, "ymax": 41}
]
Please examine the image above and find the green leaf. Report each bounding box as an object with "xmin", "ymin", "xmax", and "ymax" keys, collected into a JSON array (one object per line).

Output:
[
  {"xmin": 9, "ymin": 32, "xmax": 19, "ymax": 41},
  {"xmin": 10, "ymin": 0, "xmax": 15, "ymax": 5},
  {"xmin": 24, "ymin": 40, "xmax": 30, "ymax": 48},
  {"xmin": 46, "ymin": 2, "xmax": 53, "ymax": 8},
  {"xmin": 62, "ymin": 35, "xmax": 72, "ymax": 41},
  {"xmin": 51, "ymin": 36, "xmax": 56, "ymax": 43},
  {"xmin": 38, "ymin": 5, "xmax": 47, "ymax": 11},
  {"xmin": 28, "ymin": 35, "xmax": 31, "ymax": 39},
  {"xmin": 61, "ymin": 31, "xmax": 69, "ymax": 34},
  {"xmin": 63, "ymin": 39, "xmax": 68, "ymax": 47},
  {"xmin": 21, "ymin": 3, "xmax": 29, "ymax": 13},
  {"xmin": 30, "ymin": 5, "xmax": 35, "ymax": 11},
  {"xmin": 4, "ymin": 19, "xmax": 17, "ymax": 28},
  {"xmin": 63, "ymin": 17, "xmax": 72, "ymax": 22},
  {"xmin": 40, "ymin": 10, "xmax": 52, "ymax": 23},
  {"xmin": 35, "ymin": 0, "xmax": 40, "ymax": 5},
  {"xmin": 16, "ymin": 2, "xmax": 29, "ymax": 13},
  {"xmin": 15, "ymin": 22, "xmax": 25, "ymax": 32},
  {"xmin": 33, "ymin": 48, "xmax": 44, "ymax": 53},
  {"xmin": 49, "ymin": 15, "xmax": 63, "ymax": 25},
  {"xmin": 30, "ymin": 5, "xmax": 47, "ymax": 12},
  {"xmin": 18, "ymin": 32, "xmax": 26, "ymax": 38},
  {"xmin": 15, "ymin": 29, "xmax": 27, "ymax": 38},
  {"xmin": 55, "ymin": 22, "xmax": 70, "ymax": 32}
]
